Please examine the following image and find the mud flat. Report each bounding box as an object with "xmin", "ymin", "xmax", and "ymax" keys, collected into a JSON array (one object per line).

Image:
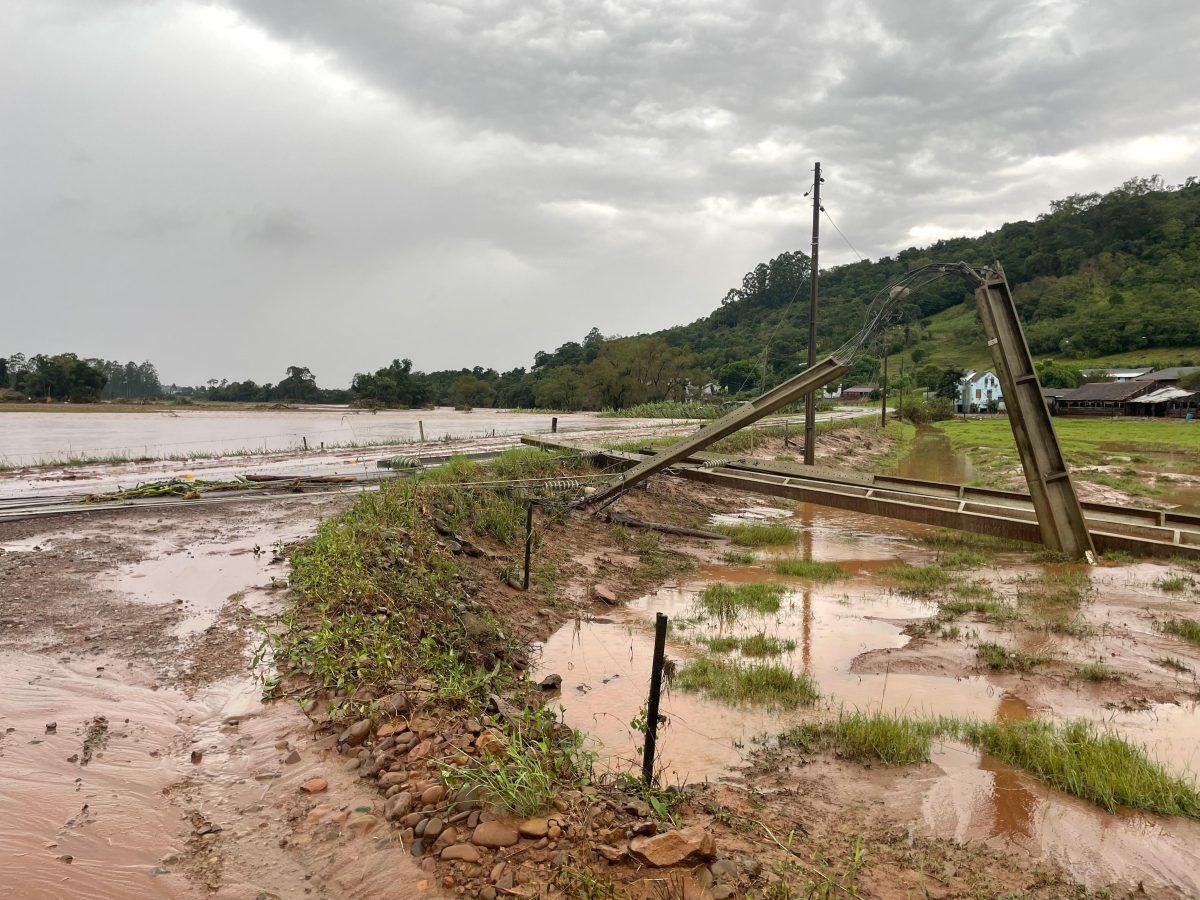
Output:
[{"xmin": 0, "ymin": 496, "xmax": 429, "ymax": 899}]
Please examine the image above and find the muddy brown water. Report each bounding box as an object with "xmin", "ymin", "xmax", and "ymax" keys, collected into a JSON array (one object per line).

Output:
[
  {"xmin": 0, "ymin": 408, "xmax": 652, "ymax": 468},
  {"xmin": 535, "ymin": 500, "xmax": 1200, "ymax": 895}
]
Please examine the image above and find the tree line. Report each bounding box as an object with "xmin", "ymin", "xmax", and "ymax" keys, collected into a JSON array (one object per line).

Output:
[{"xmin": 8, "ymin": 175, "xmax": 1198, "ymax": 408}]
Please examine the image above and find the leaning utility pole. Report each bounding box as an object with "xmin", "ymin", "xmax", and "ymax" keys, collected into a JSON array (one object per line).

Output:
[{"xmin": 803, "ymin": 162, "xmax": 822, "ymax": 465}]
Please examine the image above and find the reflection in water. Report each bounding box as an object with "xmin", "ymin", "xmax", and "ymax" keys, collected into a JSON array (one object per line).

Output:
[{"xmin": 892, "ymin": 424, "xmax": 978, "ymax": 483}]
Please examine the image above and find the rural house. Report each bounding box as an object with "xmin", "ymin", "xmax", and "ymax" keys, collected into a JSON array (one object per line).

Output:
[
  {"xmin": 1055, "ymin": 380, "xmax": 1155, "ymax": 416},
  {"xmin": 840, "ymin": 384, "xmax": 877, "ymax": 402},
  {"xmin": 956, "ymin": 370, "xmax": 1003, "ymax": 413}
]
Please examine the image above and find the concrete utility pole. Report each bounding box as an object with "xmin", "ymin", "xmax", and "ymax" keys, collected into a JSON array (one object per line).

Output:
[
  {"xmin": 803, "ymin": 162, "xmax": 822, "ymax": 465},
  {"xmin": 880, "ymin": 331, "xmax": 888, "ymax": 427}
]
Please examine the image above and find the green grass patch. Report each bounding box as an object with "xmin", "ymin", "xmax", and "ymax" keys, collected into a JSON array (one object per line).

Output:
[
  {"xmin": 716, "ymin": 522, "xmax": 797, "ymax": 546},
  {"xmin": 977, "ymin": 641, "xmax": 1046, "ymax": 672},
  {"xmin": 783, "ymin": 712, "xmax": 940, "ymax": 765},
  {"xmin": 1077, "ymin": 660, "xmax": 1122, "ymax": 682},
  {"xmin": 1157, "ymin": 576, "xmax": 1191, "ymax": 593},
  {"xmin": 880, "ymin": 564, "xmax": 953, "ymax": 596},
  {"xmin": 939, "ymin": 596, "xmax": 1018, "ymax": 621},
  {"xmin": 1159, "ymin": 617, "xmax": 1200, "ymax": 645},
  {"xmin": 773, "ymin": 558, "xmax": 848, "ymax": 582},
  {"xmin": 919, "ymin": 529, "xmax": 1037, "ymax": 553},
  {"xmin": 782, "ymin": 712, "xmax": 1200, "ymax": 818},
  {"xmin": 696, "ymin": 582, "xmax": 786, "ymax": 621},
  {"xmin": 953, "ymin": 718, "xmax": 1200, "ymax": 817},
  {"xmin": 705, "ymin": 633, "xmax": 796, "ymax": 657},
  {"xmin": 940, "ymin": 549, "xmax": 988, "ymax": 569},
  {"xmin": 721, "ymin": 550, "xmax": 757, "ymax": 565},
  {"xmin": 441, "ymin": 707, "xmax": 592, "ymax": 817},
  {"xmin": 674, "ymin": 657, "xmax": 818, "ymax": 707}
]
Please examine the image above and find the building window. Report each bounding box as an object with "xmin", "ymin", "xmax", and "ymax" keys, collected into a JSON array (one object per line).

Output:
[{"xmin": 975, "ymin": 389, "xmax": 981, "ymax": 399}]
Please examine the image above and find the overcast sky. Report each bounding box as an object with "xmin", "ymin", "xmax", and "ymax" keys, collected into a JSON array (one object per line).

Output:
[{"xmin": 3, "ymin": 1, "xmax": 1198, "ymax": 387}]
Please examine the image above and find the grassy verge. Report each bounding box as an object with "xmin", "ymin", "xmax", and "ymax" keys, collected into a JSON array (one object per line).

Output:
[
  {"xmin": 783, "ymin": 712, "xmax": 1200, "ymax": 817},
  {"xmin": 674, "ymin": 657, "xmax": 818, "ymax": 706}
]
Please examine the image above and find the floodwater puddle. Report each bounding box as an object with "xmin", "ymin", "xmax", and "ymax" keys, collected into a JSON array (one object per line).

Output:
[
  {"xmin": 102, "ymin": 522, "xmax": 312, "ymax": 637},
  {"xmin": 536, "ymin": 501, "xmax": 1200, "ymax": 895}
]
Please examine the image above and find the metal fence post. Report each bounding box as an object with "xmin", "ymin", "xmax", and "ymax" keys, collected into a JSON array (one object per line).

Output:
[{"xmin": 642, "ymin": 612, "xmax": 668, "ymax": 785}]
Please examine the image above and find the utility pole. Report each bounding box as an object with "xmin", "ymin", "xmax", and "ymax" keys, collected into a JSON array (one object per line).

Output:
[
  {"xmin": 804, "ymin": 162, "xmax": 822, "ymax": 465},
  {"xmin": 880, "ymin": 331, "xmax": 888, "ymax": 427}
]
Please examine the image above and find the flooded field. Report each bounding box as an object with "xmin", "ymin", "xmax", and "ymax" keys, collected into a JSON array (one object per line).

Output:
[
  {"xmin": 0, "ymin": 407, "xmax": 642, "ymax": 468},
  {"xmin": 535, "ymin": 495, "xmax": 1200, "ymax": 895}
]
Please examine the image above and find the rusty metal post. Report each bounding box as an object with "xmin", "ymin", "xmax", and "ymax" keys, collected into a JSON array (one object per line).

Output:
[
  {"xmin": 642, "ymin": 612, "xmax": 668, "ymax": 785},
  {"xmin": 974, "ymin": 264, "xmax": 1094, "ymax": 560},
  {"xmin": 551, "ymin": 416, "xmax": 558, "ymax": 433}
]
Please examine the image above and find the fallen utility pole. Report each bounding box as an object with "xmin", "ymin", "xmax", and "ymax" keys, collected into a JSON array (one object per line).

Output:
[
  {"xmin": 584, "ymin": 356, "xmax": 850, "ymax": 509},
  {"xmin": 804, "ymin": 162, "xmax": 822, "ymax": 465},
  {"xmin": 973, "ymin": 265, "xmax": 1094, "ymax": 560}
]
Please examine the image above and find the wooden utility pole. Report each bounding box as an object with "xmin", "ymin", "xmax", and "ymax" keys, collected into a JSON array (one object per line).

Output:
[{"xmin": 804, "ymin": 162, "xmax": 821, "ymax": 465}]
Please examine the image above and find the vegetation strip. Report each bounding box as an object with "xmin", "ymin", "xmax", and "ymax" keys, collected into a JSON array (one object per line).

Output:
[{"xmin": 783, "ymin": 713, "xmax": 1200, "ymax": 818}]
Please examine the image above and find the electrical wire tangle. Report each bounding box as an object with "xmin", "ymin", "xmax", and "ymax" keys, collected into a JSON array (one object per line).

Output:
[{"xmin": 831, "ymin": 262, "xmax": 993, "ymax": 365}]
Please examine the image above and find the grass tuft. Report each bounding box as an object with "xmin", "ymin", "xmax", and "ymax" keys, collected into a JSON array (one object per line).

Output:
[
  {"xmin": 1157, "ymin": 576, "xmax": 1191, "ymax": 593},
  {"xmin": 1159, "ymin": 618, "xmax": 1200, "ymax": 645},
  {"xmin": 773, "ymin": 558, "xmax": 848, "ymax": 582},
  {"xmin": 716, "ymin": 522, "xmax": 797, "ymax": 546},
  {"xmin": 696, "ymin": 582, "xmax": 786, "ymax": 621},
  {"xmin": 1077, "ymin": 660, "xmax": 1122, "ymax": 682},
  {"xmin": 783, "ymin": 713, "xmax": 939, "ymax": 766},
  {"xmin": 784, "ymin": 712, "xmax": 1200, "ymax": 818},
  {"xmin": 881, "ymin": 565, "xmax": 953, "ymax": 596},
  {"xmin": 674, "ymin": 657, "xmax": 818, "ymax": 707},
  {"xmin": 721, "ymin": 550, "xmax": 758, "ymax": 565},
  {"xmin": 706, "ymin": 633, "xmax": 796, "ymax": 657},
  {"xmin": 977, "ymin": 641, "xmax": 1046, "ymax": 672}
]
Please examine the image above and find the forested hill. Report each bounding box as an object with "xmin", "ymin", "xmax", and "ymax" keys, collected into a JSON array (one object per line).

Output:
[{"xmin": 658, "ymin": 175, "xmax": 1200, "ymax": 389}]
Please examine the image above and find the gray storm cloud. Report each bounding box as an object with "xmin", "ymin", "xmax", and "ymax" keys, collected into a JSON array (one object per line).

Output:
[{"xmin": 2, "ymin": 0, "xmax": 1197, "ymax": 385}]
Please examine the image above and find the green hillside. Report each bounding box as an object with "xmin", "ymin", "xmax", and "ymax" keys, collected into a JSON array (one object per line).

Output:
[{"xmin": 657, "ymin": 174, "xmax": 1200, "ymax": 392}]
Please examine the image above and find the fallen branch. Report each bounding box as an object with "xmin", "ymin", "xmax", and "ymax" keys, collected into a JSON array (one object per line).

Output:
[{"xmin": 606, "ymin": 510, "xmax": 725, "ymax": 540}]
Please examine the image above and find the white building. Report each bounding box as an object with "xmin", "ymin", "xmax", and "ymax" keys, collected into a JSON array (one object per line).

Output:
[{"xmin": 957, "ymin": 370, "xmax": 1003, "ymax": 413}]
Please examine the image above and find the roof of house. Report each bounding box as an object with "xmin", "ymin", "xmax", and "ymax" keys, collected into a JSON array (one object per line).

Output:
[
  {"xmin": 1083, "ymin": 367, "xmax": 1152, "ymax": 378},
  {"xmin": 1129, "ymin": 386, "xmax": 1198, "ymax": 404},
  {"xmin": 1041, "ymin": 388, "xmax": 1071, "ymax": 398},
  {"xmin": 1146, "ymin": 366, "xmax": 1200, "ymax": 381},
  {"xmin": 1059, "ymin": 381, "xmax": 1156, "ymax": 402},
  {"xmin": 842, "ymin": 384, "xmax": 877, "ymax": 393}
]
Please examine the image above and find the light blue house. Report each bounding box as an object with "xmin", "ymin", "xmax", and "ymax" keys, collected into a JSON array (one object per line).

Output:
[{"xmin": 957, "ymin": 370, "xmax": 1003, "ymax": 413}]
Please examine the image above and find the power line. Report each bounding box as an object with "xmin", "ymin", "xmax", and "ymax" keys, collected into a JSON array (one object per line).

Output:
[{"xmin": 823, "ymin": 207, "xmax": 864, "ymax": 262}]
